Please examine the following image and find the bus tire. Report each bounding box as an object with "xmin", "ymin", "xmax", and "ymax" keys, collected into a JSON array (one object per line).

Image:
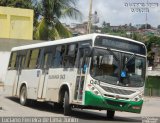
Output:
[
  {"xmin": 20, "ymin": 86, "xmax": 28, "ymax": 106},
  {"xmin": 64, "ymin": 91, "xmax": 71, "ymax": 116},
  {"xmin": 106, "ymin": 110, "xmax": 115, "ymax": 119}
]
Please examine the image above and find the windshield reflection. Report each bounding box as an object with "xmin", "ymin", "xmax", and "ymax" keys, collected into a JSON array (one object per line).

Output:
[{"xmin": 90, "ymin": 48, "xmax": 146, "ymax": 87}]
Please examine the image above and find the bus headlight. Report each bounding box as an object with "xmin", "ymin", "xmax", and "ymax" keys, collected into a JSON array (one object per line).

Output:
[
  {"xmin": 91, "ymin": 87, "xmax": 95, "ymax": 90},
  {"xmin": 132, "ymin": 93, "xmax": 143, "ymax": 102},
  {"xmin": 94, "ymin": 90, "xmax": 100, "ymax": 95},
  {"xmin": 88, "ymin": 84, "xmax": 101, "ymax": 95}
]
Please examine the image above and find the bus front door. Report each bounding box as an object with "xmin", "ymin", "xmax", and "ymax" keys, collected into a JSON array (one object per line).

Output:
[{"xmin": 74, "ymin": 57, "xmax": 89, "ymax": 102}]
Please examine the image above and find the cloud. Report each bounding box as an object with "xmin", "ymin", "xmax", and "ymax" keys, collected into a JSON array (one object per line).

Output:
[{"xmin": 61, "ymin": 0, "xmax": 160, "ymax": 27}]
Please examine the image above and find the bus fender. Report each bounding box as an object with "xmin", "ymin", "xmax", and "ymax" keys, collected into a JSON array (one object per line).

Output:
[
  {"xmin": 59, "ymin": 82, "xmax": 72, "ymax": 104},
  {"xmin": 18, "ymin": 81, "xmax": 28, "ymax": 97}
]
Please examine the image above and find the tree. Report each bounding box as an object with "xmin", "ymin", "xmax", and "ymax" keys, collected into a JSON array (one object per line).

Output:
[
  {"xmin": 101, "ymin": 21, "xmax": 111, "ymax": 33},
  {"xmin": 34, "ymin": 0, "xmax": 82, "ymax": 40},
  {"xmin": 102, "ymin": 21, "xmax": 106, "ymax": 28},
  {"xmin": 140, "ymin": 24, "xmax": 152, "ymax": 29},
  {"xmin": 145, "ymin": 36, "xmax": 160, "ymax": 66},
  {"xmin": 146, "ymin": 36, "xmax": 160, "ymax": 51},
  {"xmin": 0, "ymin": 0, "xmax": 33, "ymax": 8},
  {"xmin": 132, "ymin": 33, "xmax": 138, "ymax": 40},
  {"xmin": 130, "ymin": 32, "xmax": 144, "ymax": 42}
]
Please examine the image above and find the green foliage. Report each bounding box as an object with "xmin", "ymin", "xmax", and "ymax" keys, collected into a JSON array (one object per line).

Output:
[
  {"xmin": 34, "ymin": 18, "xmax": 72, "ymax": 40},
  {"xmin": 132, "ymin": 33, "xmax": 138, "ymax": 40},
  {"xmin": 131, "ymin": 32, "xmax": 145, "ymax": 42},
  {"xmin": 140, "ymin": 24, "xmax": 151, "ymax": 29},
  {"xmin": 1, "ymin": 0, "xmax": 81, "ymax": 40},
  {"xmin": 35, "ymin": 0, "xmax": 81, "ymax": 40},
  {"xmin": 55, "ymin": 21, "xmax": 72, "ymax": 38},
  {"xmin": 146, "ymin": 36, "xmax": 160, "ymax": 51},
  {"xmin": 0, "ymin": 0, "xmax": 33, "ymax": 8},
  {"xmin": 145, "ymin": 36, "xmax": 160, "ymax": 66},
  {"xmin": 101, "ymin": 27, "xmax": 110, "ymax": 33},
  {"xmin": 34, "ymin": 18, "xmax": 49, "ymax": 40}
]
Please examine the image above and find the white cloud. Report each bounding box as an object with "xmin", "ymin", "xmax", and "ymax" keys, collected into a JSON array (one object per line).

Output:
[{"xmin": 61, "ymin": 0, "xmax": 160, "ymax": 27}]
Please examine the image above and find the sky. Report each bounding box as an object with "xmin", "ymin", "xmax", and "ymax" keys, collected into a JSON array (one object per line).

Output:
[{"xmin": 61, "ymin": 0, "xmax": 160, "ymax": 27}]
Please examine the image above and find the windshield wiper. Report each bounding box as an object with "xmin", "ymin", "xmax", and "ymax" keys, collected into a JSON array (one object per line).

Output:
[
  {"xmin": 105, "ymin": 48, "xmax": 122, "ymax": 84},
  {"xmin": 120, "ymin": 54, "xmax": 136, "ymax": 86},
  {"xmin": 125, "ymin": 53, "xmax": 135, "ymax": 65},
  {"xmin": 107, "ymin": 48, "xmax": 120, "ymax": 62}
]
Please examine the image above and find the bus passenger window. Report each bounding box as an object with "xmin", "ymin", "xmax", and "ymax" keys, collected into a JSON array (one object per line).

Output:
[
  {"xmin": 24, "ymin": 50, "xmax": 31, "ymax": 69},
  {"xmin": 28, "ymin": 49, "xmax": 40, "ymax": 69},
  {"xmin": 43, "ymin": 53, "xmax": 53, "ymax": 68},
  {"xmin": 21, "ymin": 56, "xmax": 26, "ymax": 69},
  {"xmin": 53, "ymin": 46, "xmax": 65, "ymax": 68},
  {"xmin": 64, "ymin": 44, "xmax": 78, "ymax": 68},
  {"xmin": 8, "ymin": 52, "xmax": 17, "ymax": 70}
]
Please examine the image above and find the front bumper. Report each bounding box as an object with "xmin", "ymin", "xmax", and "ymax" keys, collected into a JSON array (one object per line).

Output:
[{"xmin": 84, "ymin": 91, "xmax": 143, "ymax": 113}]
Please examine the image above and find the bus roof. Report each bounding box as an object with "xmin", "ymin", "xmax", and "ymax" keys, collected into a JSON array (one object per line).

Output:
[{"xmin": 11, "ymin": 33, "xmax": 145, "ymax": 51}]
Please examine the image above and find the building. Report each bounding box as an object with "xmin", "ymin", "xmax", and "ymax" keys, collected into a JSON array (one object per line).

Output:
[
  {"xmin": 0, "ymin": 6, "xmax": 33, "ymax": 40},
  {"xmin": 68, "ymin": 22, "xmax": 88, "ymax": 35}
]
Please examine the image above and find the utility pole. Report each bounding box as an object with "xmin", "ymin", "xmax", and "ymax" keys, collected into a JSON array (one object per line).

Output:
[
  {"xmin": 87, "ymin": 0, "xmax": 93, "ymax": 34},
  {"xmin": 145, "ymin": 0, "xmax": 148, "ymax": 29}
]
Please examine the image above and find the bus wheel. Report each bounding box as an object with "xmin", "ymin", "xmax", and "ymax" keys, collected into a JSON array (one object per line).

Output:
[
  {"xmin": 64, "ymin": 91, "xmax": 71, "ymax": 116},
  {"xmin": 106, "ymin": 110, "xmax": 115, "ymax": 119},
  {"xmin": 20, "ymin": 86, "xmax": 27, "ymax": 106}
]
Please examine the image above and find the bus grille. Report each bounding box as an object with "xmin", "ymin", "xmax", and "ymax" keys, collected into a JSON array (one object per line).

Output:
[
  {"xmin": 106, "ymin": 100, "xmax": 127, "ymax": 107},
  {"xmin": 100, "ymin": 86, "xmax": 135, "ymax": 95}
]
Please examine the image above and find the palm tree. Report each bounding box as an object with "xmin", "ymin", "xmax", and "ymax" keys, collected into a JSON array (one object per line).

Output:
[
  {"xmin": 0, "ymin": 0, "xmax": 33, "ymax": 8},
  {"xmin": 34, "ymin": 0, "xmax": 82, "ymax": 40}
]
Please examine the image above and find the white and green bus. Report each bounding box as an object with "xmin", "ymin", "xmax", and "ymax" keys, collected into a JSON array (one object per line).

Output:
[{"xmin": 4, "ymin": 33, "xmax": 147, "ymax": 118}]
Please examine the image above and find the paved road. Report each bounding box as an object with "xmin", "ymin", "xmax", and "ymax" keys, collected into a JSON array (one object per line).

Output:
[{"xmin": 0, "ymin": 89, "xmax": 160, "ymax": 123}]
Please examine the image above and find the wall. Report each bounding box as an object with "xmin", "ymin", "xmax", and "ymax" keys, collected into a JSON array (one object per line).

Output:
[
  {"xmin": 0, "ymin": 6, "xmax": 33, "ymax": 40},
  {"xmin": 0, "ymin": 52, "xmax": 10, "ymax": 83},
  {"xmin": 145, "ymin": 76, "xmax": 160, "ymax": 97}
]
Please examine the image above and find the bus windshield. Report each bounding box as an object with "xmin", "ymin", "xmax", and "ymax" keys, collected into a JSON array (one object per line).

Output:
[{"xmin": 90, "ymin": 48, "xmax": 146, "ymax": 87}]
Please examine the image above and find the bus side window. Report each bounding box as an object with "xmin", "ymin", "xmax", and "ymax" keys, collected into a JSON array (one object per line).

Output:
[
  {"xmin": 64, "ymin": 44, "xmax": 78, "ymax": 68},
  {"xmin": 21, "ymin": 55, "xmax": 26, "ymax": 69},
  {"xmin": 51, "ymin": 47, "xmax": 56, "ymax": 68},
  {"xmin": 28, "ymin": 49, "xmax": 40, "ymax": 69},
  {"xmin": 53, "ymin": 45, "xmax": 65, "ymax": 68},
  {"xmin": 43, "ymin": 46, "xmax": 55, "ymax": 69},
  {"xmin": 8, "ymin": 52, "xmax": 17, "ymax": 70},
  {"xmin": 24, "ymin": 50, "xmax": 31, "ymax": 69}
]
